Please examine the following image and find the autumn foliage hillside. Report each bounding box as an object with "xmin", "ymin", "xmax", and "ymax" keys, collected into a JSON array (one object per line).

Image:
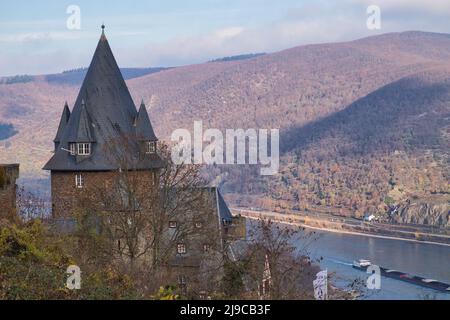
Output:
[{"xmin": 0, "ymin": 31, "xmax": 449, "ymax": 224}]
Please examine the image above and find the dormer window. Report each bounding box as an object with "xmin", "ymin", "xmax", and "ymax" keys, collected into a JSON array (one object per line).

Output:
[
  {"xmin": 77, "ymin": 143, "xmax": 91, "ymax": 155},
  {"xmin": 69, "ymin": 143, "xmax": 76, "ymax": 155},
  {"xmin": 69, "ymin": 143, "xmax": 91, "ymax": 155},
  {"xmin": 146, "ymin": 141, "xmax": 156, "ymax": 154}
]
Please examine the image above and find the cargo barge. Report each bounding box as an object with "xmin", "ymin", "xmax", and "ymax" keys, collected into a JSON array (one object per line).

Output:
[{"xmin": 353, "ymin": 259, "xmax": 450, "ymax": 293}]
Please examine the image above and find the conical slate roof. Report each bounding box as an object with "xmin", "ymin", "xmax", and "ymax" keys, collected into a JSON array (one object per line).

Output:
[
  {"xmin": 44, "ymin": 27, "xmax": 163, "ymax": 171},
  {"xmin": 135, "ymin": 100, "xmax": 157, "ymax": 141},
  {"xmin": 65, "ymin": 99, "xmax": 95, "ymax": 143},
  {"xmin": 216, "ymin": 188, "xmax": 233, "ymax": 223},
  {"xmin": 53, "ymin": 102, "xmax": 71, "ymax": 144}
]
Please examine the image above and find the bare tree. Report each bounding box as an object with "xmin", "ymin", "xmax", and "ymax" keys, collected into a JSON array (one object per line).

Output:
[
  {"xmin": 72, "ymin": 135, "xmax": 219, "ymax": 293},
  {"xmin": 226, "ymin": 219, "xmax": 320, "ymax": 299},
  {"xmin": 16, "ymin": 187, "xmax": 50, "ymax": 221}
]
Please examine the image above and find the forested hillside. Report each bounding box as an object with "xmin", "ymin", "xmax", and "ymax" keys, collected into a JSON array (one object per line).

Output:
[{"xmin": 0, "ymin": 31, "xmax": 449, "ymax": 225}]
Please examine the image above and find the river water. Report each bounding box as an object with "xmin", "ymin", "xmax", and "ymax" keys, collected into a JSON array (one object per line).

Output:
[
  {"xmin": 298, "ymin": 230, "xmax": 450, "ymax": 299},
  {"xmin": 247, "ymin": 220, "xmax": 450, "ymax": 300}
]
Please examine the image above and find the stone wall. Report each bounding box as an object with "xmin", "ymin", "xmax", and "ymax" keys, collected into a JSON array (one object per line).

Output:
[
  {"xmin": 50, "ymin": 170, "xmax": 238, "ymax": 297},
  {"xmin": 0, "ymin": 164, "xmax": 19, "ymax": 219},
  {"xmin": 50, "ymin": 170, "xmax": 157, "ymax": 217}
]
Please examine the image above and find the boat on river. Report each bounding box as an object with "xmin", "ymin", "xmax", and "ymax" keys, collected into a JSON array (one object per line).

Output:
[{"xmin": 352, "ymin": 259, "xmax": 450, "ymax": 293}]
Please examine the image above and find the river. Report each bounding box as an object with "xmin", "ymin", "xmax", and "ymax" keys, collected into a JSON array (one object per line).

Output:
[{"xmin": 247, "ymin": 220, "xmax": 450, "ymax": 300}]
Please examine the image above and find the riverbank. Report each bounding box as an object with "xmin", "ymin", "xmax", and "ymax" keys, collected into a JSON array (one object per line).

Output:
[{"xmin": 232, "ymin": 208, "xmax": 450, "ymax": 247}]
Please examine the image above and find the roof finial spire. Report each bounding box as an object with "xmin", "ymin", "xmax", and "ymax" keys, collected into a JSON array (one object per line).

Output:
[{"xmin": 100, "ymin": 23, "xmax": 106, "ymax": 40}]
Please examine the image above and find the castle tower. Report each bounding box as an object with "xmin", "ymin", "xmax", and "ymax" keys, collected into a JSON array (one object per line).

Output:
[{"xmin": 43, "ymin": 26, "xmax": 163, "ymax": 217}]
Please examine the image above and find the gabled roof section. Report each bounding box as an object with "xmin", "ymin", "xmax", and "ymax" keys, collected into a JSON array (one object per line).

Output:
[
  {"xmin": 66, "ymin": 100, "xmax": 95, "ymax": 143},
  {"xmin": 43, "ymin": 27, "xmax": 164, "ymax": 171},
  {"xmin": 135, "ymin": 100, "xmax": 157, "ymax": 141},
  {"xmin": 53, "ymin": 102, "xmax": 71, "ymax": 143},
  {"xmin": 216, "ymin": 188, "xmax": 233, "ymax": 223}
]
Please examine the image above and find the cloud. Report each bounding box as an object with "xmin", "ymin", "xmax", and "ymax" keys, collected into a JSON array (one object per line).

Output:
[
  {"xmin": 215, "ymin": 27, "xmax": 244, "ymax": 39},
  {"xmin": 128, "ymin": 0, "xmax": 450, "ymax": 68},
  {"xmin": 0, "ymin": 30, "xmax": 149, "ymax": 44},
  {"xmin": 125, "ymin": 3, "xmax": 370, "ymax": 67},
  {"xmin": 0, "ymin": 32, "xmax": 83, "ymax": 43},
  {"xmin": 2, "ymin": 1, "xmax": 450, "ymax": 75},
  {"xmin": 351, "ymin": 0, "xmax": 450, "ymax": 15}
]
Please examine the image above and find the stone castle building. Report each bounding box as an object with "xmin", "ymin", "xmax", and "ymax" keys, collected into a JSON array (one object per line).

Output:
[
  {"xmin": 43, "ymin": 26, "xmax": 164, "ymax": 217},
  {"xmin": 43, "ymin": 27, "xmax": 244, "ymax": 295}
]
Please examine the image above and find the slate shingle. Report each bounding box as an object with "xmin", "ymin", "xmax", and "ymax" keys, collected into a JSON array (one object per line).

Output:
[
  {"xmin": 53, "ymin": 102, "xmax": 71, "ymax": 145},
  {"xmin": 136, "ymin": 100, "xmax": 157, "ymax": 141},
  {"xmin": 44, "ymin": 29, "xmax": 162, "ymax": 171}
]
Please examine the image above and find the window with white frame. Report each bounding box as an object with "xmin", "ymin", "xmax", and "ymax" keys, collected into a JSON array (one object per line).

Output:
[
  {"xmin": 177, "ymin": 243, "xmax": 186, "ymax": 254},
  {"xmin": 146, "ymin": 141, "xmax": 156, "ymax": 154},
  {"xmin": 77, "ymin": 143, "xmax": 91, "ymax": 155},
  {"xmin": 169, "ymin": 221, "xmax": 177, "ymax": 228},
  {"xmin": 75, "ymin": 174, "xmax": 84, "ymax": 188},
  {"xmin": 203, "ymin": 244, "xmax": 211, "ymax": 253},
  {"xmin": 69, "ymin": 143, "xmax": 76, "ymax": 155}
]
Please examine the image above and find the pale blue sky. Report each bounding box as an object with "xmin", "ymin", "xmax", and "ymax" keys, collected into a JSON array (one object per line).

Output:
[{"xmin": 1, "ymin": 0, "xmax": 450, "ymax": 76}]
